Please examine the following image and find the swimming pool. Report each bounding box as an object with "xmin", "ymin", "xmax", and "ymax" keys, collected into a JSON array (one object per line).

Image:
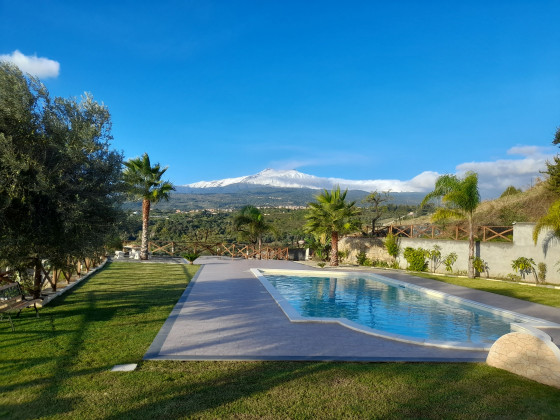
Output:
[{"xmin": 251, "ymin": 269, "xmax": 558, "ymax": 350}]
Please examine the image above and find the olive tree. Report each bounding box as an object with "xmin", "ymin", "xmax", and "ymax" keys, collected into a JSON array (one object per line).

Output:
[{"xmin": 0, "ymin": 62, "xmax": 123, "ymax": 296}]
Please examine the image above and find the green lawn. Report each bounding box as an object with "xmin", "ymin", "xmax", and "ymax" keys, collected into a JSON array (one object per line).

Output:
[
  {"xmin": 413, "ymin": 272, "xmax": 560, "ymax": 308},
  {"xmin": 1, "ymin": 262, "xmax": 559, "ymax": 419}
]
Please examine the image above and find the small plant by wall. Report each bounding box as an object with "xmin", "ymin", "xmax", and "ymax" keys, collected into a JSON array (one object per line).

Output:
[
  {"xmin": 427, "ymin": 245, "xmax": 442, "ymax": 273},
  {"xmin": 473, "ymin": 257, "xmax": 489, "ymax": 278},
  {"xmin": 403, "ymin": 247, "xmax": 428, "ymax": 272},
  {"xmin": 443, "ymin": 252, "xmax": 458, "ymax": 273},
  {"xmin": 356, "ymin": 251, "xmax": 372, "ymax": 266},
  {"xmin": 384, "ymin": 233, "xmax": 400, "ymax": 260},
  {"xmin": 512, "ymin": 257, "xmax": 537, "ymax": 283},
  {"xmin": 337, "ymin": 250, "xmax": 349, "ymax": 263},
  {"xmin": 538, "ymin": 263, "xmax": 547, "ymax": 283}
]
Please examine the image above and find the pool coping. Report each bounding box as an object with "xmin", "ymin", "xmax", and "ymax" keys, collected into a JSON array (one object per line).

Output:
[{"xmin": 252, "ymin": 268, "xmax": 560, "ymax": 351}]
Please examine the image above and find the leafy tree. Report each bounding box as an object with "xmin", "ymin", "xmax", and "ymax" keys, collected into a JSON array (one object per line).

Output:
[
  {"xmin": 384, "ymin": 233, "xmax": 400, "ymax": 261},
  {"xmin": 443, "ymin": 252, "xmax": 458, "ymax": 273},
  {"xmin": 304, "ymin": 187, "xmax": 361, "ymax": 266},
  {"xmin": 421, "ymin": 172, "xmax": 481, "ymax": 278},
  {"xmin": 512, "ymin": 257, "xmax": 537, "ymax": 282},
  {"xmin": 403, "ymin": 247, "xmax": 428, "ymax": 272},
  {"xmin": 123, "ymin": 153, "xmax": 174, "ymax": 259},
  {"xmin": 232, "ymin": 205, "xmax": 274, "ymax": 255},
  {"xmin": 533, "ymin": 200, "xmax": 560, "ymax": 253},
  {"xmin": 0, "ymin": 62, "xmax": 123, "ymax": 296},
  {"xmin": 534, "ymin": 126, "xmax": 560, "ymax": 252},
  {"xmin": 543, "ymin": 126, "xmax": 560, "ymax": 194},
  {"xmin": 500, "ymin": 186, "xmax": 522, "ymax": 198},
  {"xmin": 362, "ymin": 191, "xmax": 391, "ymax": 235}
]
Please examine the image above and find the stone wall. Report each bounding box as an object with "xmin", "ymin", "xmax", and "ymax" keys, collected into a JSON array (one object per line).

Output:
[
  {"xmin": 338, "ymin": 237, "xmax": 392, "ymax": 265},
  {"xmin": 340, "ymin": 222, "xmax": 560, "ymax": 283},
  {"xmin": 487, "ymin": 332, "xmax": 560, "ymax": 389}
]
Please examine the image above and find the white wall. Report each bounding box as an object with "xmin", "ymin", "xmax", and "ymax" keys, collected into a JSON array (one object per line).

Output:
[{"xmin": 342, "ymin": 223, "xmax": 560, "ymax": 284}]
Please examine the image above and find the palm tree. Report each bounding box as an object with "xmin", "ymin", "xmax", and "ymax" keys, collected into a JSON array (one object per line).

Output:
[
  {"xmin": 421, "ymin": 172, "xmax": 480, "ymax": 278},
  {"xmin": 123, "ymin": 153, "xmax": 174, "ymax": 260},
  {"xmin": 233, "ymin": 205, "xmax": 274, "ymax": 256},
  {"xmin": 533, "ymin": 200, "xmax": 560, "ymax": 254},
  {"xmin": 305, "ymin": 186, "xmax": 361, "ymax": 266}
]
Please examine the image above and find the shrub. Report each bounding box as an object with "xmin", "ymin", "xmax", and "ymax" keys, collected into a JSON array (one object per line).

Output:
[
  {"xmin": 512, "ymin": 257, "xmax": 537, "ymax": 282},
  {"xmin": 317, "ymin": 262, "xmax": 326, "ymax": 268},
  {"xmin": 372, "ymin": 259, "xmax": 389, "ymax": 268},
  {"xmin": 389, "ymin": 261, "xmax": 400, "ymax": 269},
  {"xmin": 506, "ymin": 273, "xmax": 521, "ymax": 282},
  {"xmin": 443, "ymin": 252, "xmax": 458, "ymax": 272},
  {"xmin": 538, "ymin": 262, "xmax": 547, "ymax": 283},
  {"xmin": 427, "ymin": 245, "xmax": 442, "ymax": 273},
  {"xmin": 182, "ymin": 252, "xmax": 200, "ymax": 264},
  {"xmin": 403, "ymin": 247, "xmax": 428, "ymax": 272},
  {"xmin": 337, "ymin": 250, "xmax": 348, "ymax": 263},
  {"xmin": 384, "ymin": 233, "xmax": 400, "ymax": 260},
  {"xmin": 356, "ymin": 251, "xmax": 371, "ymax": 266},
  {"xmin": 473, "ymin": 257, "xmax": 488, "ymax": 277}
]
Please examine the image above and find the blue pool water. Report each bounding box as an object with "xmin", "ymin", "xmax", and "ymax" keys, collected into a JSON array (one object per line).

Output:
[{"xmin": 261, "ymin": 272, "xmax": 539, "ymax": 345}]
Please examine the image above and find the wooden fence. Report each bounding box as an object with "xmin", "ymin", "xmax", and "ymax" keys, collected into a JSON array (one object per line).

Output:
[
  {"xmin": 147, "ymin": 241, "xmax": 290, "ymax": 260},
  {"xmin": 386, "ymin": 224, "xmax": 513, "ymax": 242}
]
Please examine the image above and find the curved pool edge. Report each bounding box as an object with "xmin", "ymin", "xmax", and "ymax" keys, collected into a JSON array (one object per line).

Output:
[{"xmin": 251, "ymin": 268, "xmax": 560, "ymax": 352}]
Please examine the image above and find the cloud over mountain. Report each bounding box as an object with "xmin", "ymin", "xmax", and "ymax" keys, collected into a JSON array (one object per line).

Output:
[{"xmin": 185, "ymin": 144, "xmax": 553, "ymax": 198}]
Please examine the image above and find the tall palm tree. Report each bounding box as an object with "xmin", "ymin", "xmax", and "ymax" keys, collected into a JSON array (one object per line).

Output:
[
  {"xmin": 421, "ymin": 172, "xmax": 480, "ymax": 278},
  {"xmin": 123, "ymin": 153, "xmax": 174, "ymax": 260},
  {"xmin": 305, "ymin": 186, "xmax": 361, "ymax": 266},
  {"xmin": 233, "ymin": 205, "xmax": 273, "ymax": 256}
]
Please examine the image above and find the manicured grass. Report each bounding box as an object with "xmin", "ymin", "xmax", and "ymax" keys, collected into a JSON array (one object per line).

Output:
[
  {"xmin": 2, "ymin": 262, "xmax": 560, "ymax": 419},
  {"xmin": 413, "ymin": 272, "xmax": 560, "ymax": 308}
]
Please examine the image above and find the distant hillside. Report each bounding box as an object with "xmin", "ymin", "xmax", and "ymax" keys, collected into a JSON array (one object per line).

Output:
[
  {"xmin": 404, "ymin": 181, "xmax": 557, "ymax": 226},
  {"xmin": 474, "ymin": 181, "xmax": 556, "ymax": 225},
  {"xmin": 124, "ymin": 185, "xmax": 427, "ymax": 212}
]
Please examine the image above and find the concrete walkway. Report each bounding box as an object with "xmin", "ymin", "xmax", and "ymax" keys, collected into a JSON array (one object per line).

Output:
[{"xmin": 143, "ymin": 257, "xmax": 560, "ymax": 362}]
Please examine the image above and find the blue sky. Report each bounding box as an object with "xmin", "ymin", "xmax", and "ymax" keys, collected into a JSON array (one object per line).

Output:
[{"xmin": 1, "ymin": 0, "xmax": 559, "ymax": 195}]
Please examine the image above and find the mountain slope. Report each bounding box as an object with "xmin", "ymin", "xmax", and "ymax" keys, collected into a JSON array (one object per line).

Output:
[{"xmin": 181, "ymin": 168, "xmax": 439, "ymax": 193}]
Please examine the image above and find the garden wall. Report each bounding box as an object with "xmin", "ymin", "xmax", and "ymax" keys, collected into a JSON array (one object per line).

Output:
[{"xmin": 340, "ymin": 223, "xmax": 560, "ymax": 284}]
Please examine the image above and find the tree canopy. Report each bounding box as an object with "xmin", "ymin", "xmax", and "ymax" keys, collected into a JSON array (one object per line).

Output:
[
  {"xmin": 123, "ymin": 153, "xmax": 174, "ymax": 259},
  {"xmin": 421, "ymin": 172, "xmax": 480, "ymax": 278},
  {"xmin": 233, "ymin": 205, "xmax": 274, "ymax": 250},
  {"xmin": 0, "ymin": 62, "xmax": 123, "ymax": 295},
  {"xmin": 305, "ymin": 187, "xmax": 361, "ymax": 266}
]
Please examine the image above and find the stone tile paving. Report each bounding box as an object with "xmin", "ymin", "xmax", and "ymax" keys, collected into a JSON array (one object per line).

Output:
[{"xmin": 144, "ymin": 257, "xmax": 521, "ymax": 362}]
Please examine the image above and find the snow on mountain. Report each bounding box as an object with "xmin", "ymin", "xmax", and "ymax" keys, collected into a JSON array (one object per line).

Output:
[{"xmin": 184, "ymin": 168, "xmax": 440, "ymax": 193}]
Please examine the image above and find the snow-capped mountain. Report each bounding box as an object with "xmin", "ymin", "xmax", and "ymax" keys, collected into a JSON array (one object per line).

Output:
[
  {"xmin": 186, "ymin": 169, "xmax": 326, "ymax": 189},
  {"xmin": 183, "ymin": 168, "xmax": 439, "ymax": 193}
]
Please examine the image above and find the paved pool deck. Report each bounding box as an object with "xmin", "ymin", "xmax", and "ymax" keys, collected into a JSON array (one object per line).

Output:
[{"xmin": 144, "ymin": 257, "xmax": 560, "ymax": 362}]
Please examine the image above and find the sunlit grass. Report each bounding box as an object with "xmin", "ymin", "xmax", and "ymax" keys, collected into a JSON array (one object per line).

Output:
[
  {"xmin": 413, "ymin": 272, "xmax": 560, "ymax": 308},
  {"xmin": 1, "ymin": 262, "xmax": 559, "ymax": 419}
]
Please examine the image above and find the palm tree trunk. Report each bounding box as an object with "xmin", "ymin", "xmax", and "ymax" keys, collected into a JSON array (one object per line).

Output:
[
  {"xmin": 330, "ymin": 231, "xmax": 339, "ymax": 266},
  {"xmin": 141, "ymin": 198, "xmax": 150, "ymax": 260},
  {"xmin": 467, "ymin": 214, "xmax": 474, "ymax": 278}
]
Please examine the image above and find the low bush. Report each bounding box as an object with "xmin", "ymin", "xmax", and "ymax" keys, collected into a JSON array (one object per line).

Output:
[{"xmin": 403, "ymin": 247, "xmax": 428, "ymax": 272}]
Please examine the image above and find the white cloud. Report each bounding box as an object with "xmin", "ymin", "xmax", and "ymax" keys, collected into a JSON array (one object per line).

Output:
[
  {"xmin": 191, "ymin": 145, "xmax": 554, "ymax": 199},
  {"xmin": 0, "ymin": 50, "xmax": 60, "ymax": 78},
  {"xmin": 507, "ymin": 145, "xmax": 552, "ymax": 158},
  {"xmin": 456, "ymin": 146, "xmax": 554, "ymax": 197}
]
